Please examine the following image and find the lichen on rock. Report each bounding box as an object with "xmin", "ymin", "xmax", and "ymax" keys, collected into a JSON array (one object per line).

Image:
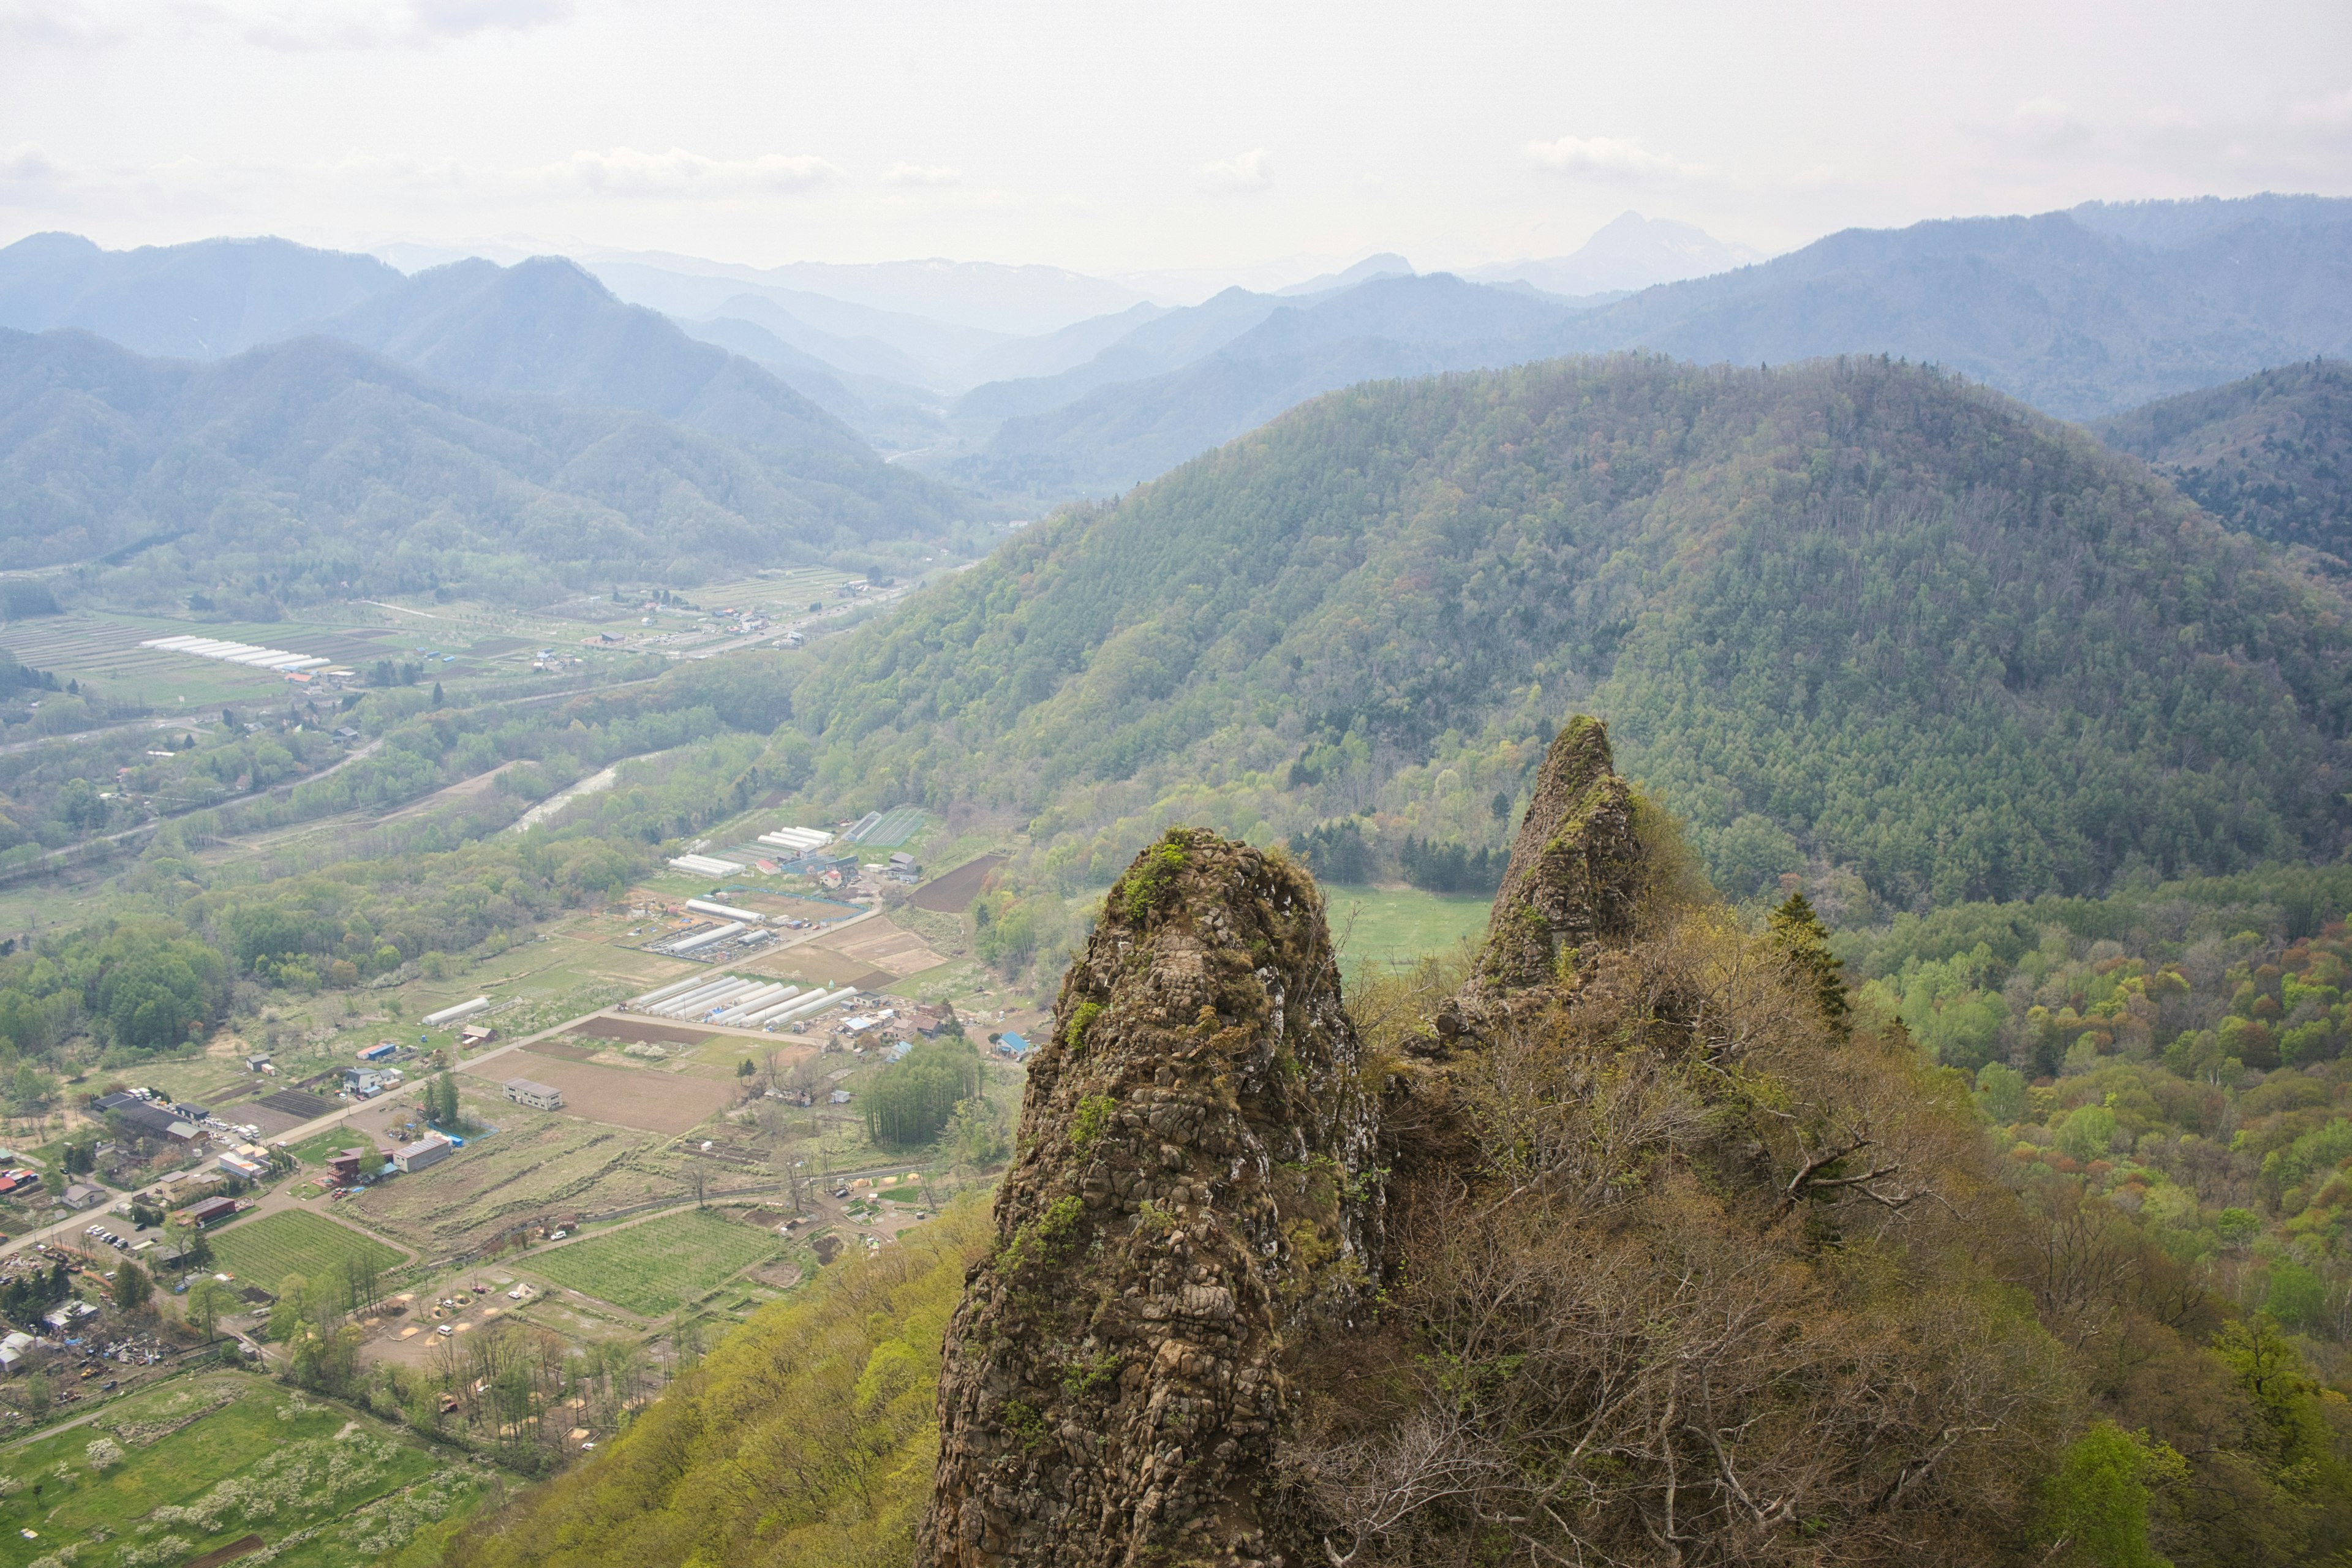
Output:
[{"xmin": 919, "ymin": 829, "xmax": 1383, "ymax": 1568}]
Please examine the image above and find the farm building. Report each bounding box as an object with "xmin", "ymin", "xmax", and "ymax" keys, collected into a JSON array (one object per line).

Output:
[
  {"xmin": 393, "ymin": 1134, "xmax": 453, "ymax": 1174},
  {"xmin": 459, "ymin": 1024, "xmax": 497, "ymax": 1046},
  {"xmin": 994, "ymin": 1031, "xmax": 1031, "ymax": 1061},
  {"xmin": 59, "ymin": 1182, "xmax": 107, "ymax": 1210},
  {"xmin": 217, "ymin": 1153, "xmax": 266, "ymax": 1180},
  {"xmin": 186, "ymin": 1196, "xmax": 239, "ymax": 1226},
  {"xmin": 503, "ymin": 1079, "xmax": 564, "ymax": 1111}
]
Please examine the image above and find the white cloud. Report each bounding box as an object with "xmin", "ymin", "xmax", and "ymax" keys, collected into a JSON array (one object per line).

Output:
[
  {"xmin": 538, "ymin": 146, "xmax": 843, "ymax": 199},
  {"xmin": 0, "ymin": 143, "xmax": 69, "ymax": 203},
  {"xmin": 1522, "ymin": 135, "xmax": 1702, "ymax": 181},
  {"xmin": 881, "ymin": 162, "xmax": 963, "ymax": 187},
  {"xmin": 2289, "ymin": 85, "xmax": 2352, "ymax": 128},
  {"xmin": 2008, "ymin": 96, "xmax": 2095, "ymax": 154},
  {"xmin": 1199, "ymin": 149, "xmax": 1274, "ymax": 194},
  {"xmin": 5, "ymin": 0, "xmax": 579, "ymax": 51}
]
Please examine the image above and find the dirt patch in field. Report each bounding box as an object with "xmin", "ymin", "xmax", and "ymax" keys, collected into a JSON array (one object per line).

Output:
[
  {"xmin": 912, "ymin": 854, "xmax": 1005, "ymax": 911},
  {"xmin": 252, "ymin": 1088, "xmax": 339, "ymax": 1119},
  {"xmin": 186, "ymin": 1534, "xmax": 265, "ymax": 1568},
  {"xmin": 469, "ymin": 1052, "xmax": 734, "ymax": 1134},
  {"xmin": 575, "ymin": 1016, "xmax": 715, "ymax": 1046},
  {"xmin": 805, "ymin": 916, "xmax": 946, "ymax": 978}
]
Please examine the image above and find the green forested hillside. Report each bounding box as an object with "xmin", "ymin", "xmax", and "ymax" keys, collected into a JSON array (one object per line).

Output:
[
  {"xmin": 2098, "ymin": 360, "xmax": 2352, "ymax": 562},
  {"xmin": 0, "ymin": 326, "xmax": 954, "ymax": 606},
  {"xmin": 788, "ymin": 354, "xmax": 2352, "ymax": 976}
]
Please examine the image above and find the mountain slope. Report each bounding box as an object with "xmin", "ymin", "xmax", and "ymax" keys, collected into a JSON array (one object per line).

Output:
[
  {"xmin": 0, "ymin": 327, "xmax": 941, "ymax": 601},
  {"xmin": 2096, "ymin": 360, "xmax": 2352, "ymax": 561},
  {"xmin": 794, "ymin": 354, "xmax": 2352, "ymax": 915},
  {"xmin": 936, "ymin": 274, "xmax": 1592, "ymax": 494},
  {"xmin": 1567, "ymin": 198, "xmax": 2352, "ymax": 418},
  {"xmin": 0, "ymin": 232, "xmax": 401, "ymax": 359},
  {"xmin": 317, "ymin": 258, "xmax": 891, "ymax": 475}
]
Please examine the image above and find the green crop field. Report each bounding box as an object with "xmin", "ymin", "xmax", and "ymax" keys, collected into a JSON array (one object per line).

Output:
[
  {"xmin": 0, "ymin": 1373, "xmax": 488, "ymax": 1568},
  {"xmin": 1322, "ymin": 884, "xmax": 1496, "ymax": 979},
  {"xmin": 527, "ymin": 1208, "xmax": 783, "ymax": 1316},
  {"xmin": 208, "ymin": 1208, "xmax": 405, "ymax": 1290}
]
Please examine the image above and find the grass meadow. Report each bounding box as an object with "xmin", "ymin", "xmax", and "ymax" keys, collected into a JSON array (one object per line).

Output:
[
  {"xmin": 527, "ymin": 1208, "xmax": 783, "ymax": 1317},
  {"xmin": 208, "ymin": 1210, "xmax": 406, "ymax": 1289}
]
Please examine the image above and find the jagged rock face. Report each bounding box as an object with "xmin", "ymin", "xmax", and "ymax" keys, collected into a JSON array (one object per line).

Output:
[
  {"xmin": 1469, "ymin": 715, "xmax": 1644, "ymax": 1003},
  {"xmin": 921, "ymin": 830, "xmax": 1382, "ymax": 1568}
]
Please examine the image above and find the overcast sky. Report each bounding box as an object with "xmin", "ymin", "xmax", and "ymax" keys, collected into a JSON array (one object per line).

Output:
[{"xmin": 2, "ymin": 0, "xmax": 2346, "ymax": 281}]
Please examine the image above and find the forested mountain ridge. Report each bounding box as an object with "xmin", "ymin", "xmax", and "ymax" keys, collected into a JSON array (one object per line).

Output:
[
  {"xmin": 2097, "ymin": 360, "xmax": 2352, "ymax": 563},
  {"xmin": 1560, "ymin": 198, "xmax": 2352, "ymax": 420},
  {"xmin": 0, "ymin": 232, "xmax": 402, "ymax": 360},
  {"xmin": 315, "ymin": 257, "xmax": 900, "ymax": 484},
  {"xmin": 0, "ymin": 326, "xmax": 950, "ymax": 605},
  {"xmin": 790, "ymin": 353, "xmax": 2352, "ymax": 951}
]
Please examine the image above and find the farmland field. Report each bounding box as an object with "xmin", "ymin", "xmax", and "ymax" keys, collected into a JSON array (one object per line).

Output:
[
  {"xmin": 1321, "ymin": 884, "xmax": 1496, "ymax": 979},
  {"xmin": 208, "ymin": 1208, "xmax": 407, "ymax": 1287},
  {"xmin": 345, "ymin": 1115, "xmax": 662, "ymax": 1253},
  {"xmin": 528, "ymin": 1208, "xmax": 785, "ymax": 1316},
  {"xmin": 0, "ymin": 1372, "xmax": 490, "ymax": 1568}
]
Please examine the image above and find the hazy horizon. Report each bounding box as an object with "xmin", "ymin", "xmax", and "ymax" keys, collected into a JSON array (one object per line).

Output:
[{"xmin": 2, "ymin": 0, "xmax": 2347, "ymax": 286}]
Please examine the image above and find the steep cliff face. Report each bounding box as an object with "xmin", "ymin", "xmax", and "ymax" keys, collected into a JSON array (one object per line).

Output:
[
  {"xmin": 921, "ymin": 829, "xmax": 1382, "ymax": 1568},
  {"xmin": 1467, "ymin": 715, "xmax": 1645, "ymax": 1006}
]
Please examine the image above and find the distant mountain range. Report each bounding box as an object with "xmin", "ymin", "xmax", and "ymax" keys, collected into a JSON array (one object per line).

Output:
[
  {"xmin": 0, "ymin": 255, "xmax": 962, "ymax": 608},
  {"xmin": 1466, "ymin": 211, "xmax": 1765, "ymax": 296},
  {"xmin": 907, "ymin": 194, "xmax": 2352, "ymax": 497},
  {"xmin": 3, "ymin": 192, "xmax": 2346, "ymax": 537}
]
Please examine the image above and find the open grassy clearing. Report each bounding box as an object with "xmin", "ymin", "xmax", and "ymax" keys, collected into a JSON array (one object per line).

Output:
[
  {"xmin": 1323, "ymin": 884, "xmax": 1495, "ymax": 978},
  {"xmin": 0, "ymin": 1372, "xmax": 488, "ymax": 1568},
  {"xmin": 209, "ymin": 1209, "xmax": 407, "ymax": 1287},
  {"xmin": 529, "ymin": 1208, "xmax": 784, "ymax": 1317}
]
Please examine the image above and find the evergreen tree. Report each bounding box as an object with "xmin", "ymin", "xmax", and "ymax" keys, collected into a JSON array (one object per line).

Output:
[{"xmin": 1767, "ymin": 892, "xmax": 1850, "ymax": 1039}]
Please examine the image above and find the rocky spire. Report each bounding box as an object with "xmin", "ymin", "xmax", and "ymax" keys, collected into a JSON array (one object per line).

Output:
[
  {"xmin": 1466, "ymin": 715, "xmax": 1645, "ymax": 1005},
  {"xmin": 919, "ymin": 829, "xmax": 1382, "ymax": 1568}
]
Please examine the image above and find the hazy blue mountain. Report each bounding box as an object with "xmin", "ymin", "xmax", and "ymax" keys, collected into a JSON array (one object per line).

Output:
[
  {"xmin": 587, "ymin": 262, "xmax": 1009, "ymax": 385},
  {"xmin": 1564, "ymin": 197, "xmax": 2352, "ymax": 418},
  {"xmin": 0, "ymin": 232, "xmax": 401, "ymax": 360},
  {"xmin": 1467, "ymin": 213, "xmax": 1765, "ymax": 296},
  {"xmin": 586, "ymin": 249, "xmax": 1152, "ymax": 334},
  {"xmin": 949, "ymin": 287, "xmax": 1292, "ymax": 428},
  {"xmin": 938, "ymin": 274, "xmax": 1590, "ymax": 494},
  {"xmin": 1274, "ymin": 253, "xmax": 1415, "ymax": 296},
  {"xmin": 674, "ymin": 313, "xmax": 953, "ymax": 453},
  {"xmin": 0, "ymin": 326, "xmax": 951, "ymax": 600},
  {"xmin": 317, "ymin": 258, "xmax": 899, "ymax": 480},
  {"xmin": 2097, "ymin": 359, "xmax": 2352, "ymax": 562},
  {"xmin": 956, "ymin": 302, "xmax": 1173, "ymax": 386}
]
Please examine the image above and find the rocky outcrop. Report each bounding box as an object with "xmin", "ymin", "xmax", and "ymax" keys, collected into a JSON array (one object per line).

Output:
[
  {"xmin": 1465, "ymin": 715, "xmax": 1644, "ymax": 1007},
  {"xmin": 919, "ymin": 829, "xmax": 1382, "ymax": 1568}
]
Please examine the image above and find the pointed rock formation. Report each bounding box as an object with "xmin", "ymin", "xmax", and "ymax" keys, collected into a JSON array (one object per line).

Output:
[
  {"xmin": 920, "ymin": 829, "xmax": 1382, "ymax": 1568},
  {"xmin": 1467, "ymin": 715, "xmax": 1645, "ymax": 1006}
]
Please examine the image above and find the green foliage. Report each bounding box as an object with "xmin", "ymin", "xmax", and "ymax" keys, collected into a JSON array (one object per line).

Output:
[
  {"xmin": 1118, "ymin": 837, "xmax": 1188, "ymax": 922},
  {"xmin": 1070, "ymin": 1093, "xmax": 1117, "ymax": 1155},
  {"xmin": 1063, "ymin": 1000, "xmax": 1103, "ymax": 1054},
  {"xmin": 443, "ymin": 1204, "xmax": 990, "ymax": 1568},
  {"xmin": 1288, "ymin": 818, "xmax": 1373, "ymax": 884},
  {"xmin": 111, "ymin": 1257, "xmax": 152, "ymax": 1312},
  {"xmin": 863, "ymin": 1039, "xmax": 983, "ymax": 1147},
  {"xmin": 2097, "ymin": 360, "xmax": 2352, "ymax": 560},
  {"xmin": 1766, "ymin": 892, "xmax": 1850, "ymax": 1038},
  {"xmin": 2037, "ymin": 1421, "xmax": 2185, "ymax": 1568},
  {"xmin": 1397, "ymin": 834, "xmax": 1506, "ymax": 895}
]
